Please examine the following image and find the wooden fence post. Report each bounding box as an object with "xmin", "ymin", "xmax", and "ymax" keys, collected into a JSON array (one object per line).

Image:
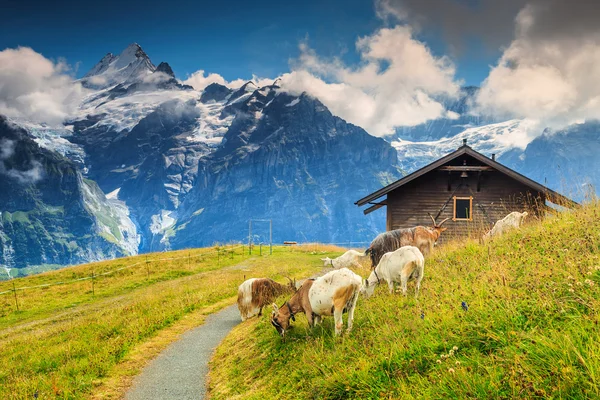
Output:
[{"xmin": 12, "ymin": 280, "xmax": 19, "ymax": 311}]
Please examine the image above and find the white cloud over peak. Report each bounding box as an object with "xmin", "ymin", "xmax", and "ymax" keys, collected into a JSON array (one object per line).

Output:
[
  {"xmin": 279, "ymin": 26, "xmax": 461, "ymax": 136},
  {"xmin": 0, "ymin": 47, "xmax": 86, "ymax": 125},
  {"xmin": 183, "ymin": 70, "xmax": 272, "ymax": 91}
]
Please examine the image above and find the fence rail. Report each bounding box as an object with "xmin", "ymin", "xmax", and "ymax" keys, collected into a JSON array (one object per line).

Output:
[{"xmin": 0, "ymin": 245, "xmax": 243, "ymax": 306}]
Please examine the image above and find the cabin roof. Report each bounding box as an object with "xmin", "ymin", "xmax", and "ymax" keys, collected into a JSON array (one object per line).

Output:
[{"xmin": 355, "ymin": 144, "xmax": 577, "ymax": 210}]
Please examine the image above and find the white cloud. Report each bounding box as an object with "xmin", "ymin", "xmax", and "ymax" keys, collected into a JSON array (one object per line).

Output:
[
  {"xmin": 279, "ymin": 26, "xmax": 461, "ymax": 136},
  {"xmin": 183, "ymin": 70, "xmax": 273, "ymax": 91},
  {"xmin": 475, "ymin": 2, "xmax": 600, "ymax": 128},
  {"xmin": 0, "ymin": 138, "xmax": 43, "ymax": 184},
  {"xmin": 141, "ymin": 71, "xmax": 172, "ymax": 85},
  {"xmin": 183, "ymin": 69, "xmax": 227, "ymax": 90},
  {"xmin": 0, "ymin": 47, "xmax": 86, "ymax": 125}
]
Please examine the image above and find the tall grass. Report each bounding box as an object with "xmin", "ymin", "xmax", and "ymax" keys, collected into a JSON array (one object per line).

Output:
[
  {"xmin": 209, "ymin": 201, "xmax": 600, "ymax": 399},
  {"xmin": 0, "ymin": 245, "xmax": 345, "ymax": 399}
]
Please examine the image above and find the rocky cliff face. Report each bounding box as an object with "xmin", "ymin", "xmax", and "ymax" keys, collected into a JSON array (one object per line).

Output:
[
  {"xmin": 69, "ymin": 77, "xmax": 400, "ymax": 251},
  {"xmin": 168, "ymin": 91, "xmax": 400, "ymax": 248},
  {"xmin": 0, "ymin": 117, "xmax": 138, "ymax": 273}
]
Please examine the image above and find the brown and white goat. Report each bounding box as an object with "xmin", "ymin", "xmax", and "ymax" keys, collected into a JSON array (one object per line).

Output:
[
  {"xmin": 365, "ymin": 214, "xmax": 449, "ymax": 268},
  {"xmin": 237, "ymin": 278, "xmax": 295, "ymax": 321},
  {"xmin": 270, "ymin": 268, "xmax": 362, "ymax": 337}
]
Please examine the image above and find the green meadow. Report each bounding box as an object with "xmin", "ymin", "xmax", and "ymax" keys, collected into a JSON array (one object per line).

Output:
[{"xmin": 0, "ymin": 244, "xmax": 341, "ymax": 399}]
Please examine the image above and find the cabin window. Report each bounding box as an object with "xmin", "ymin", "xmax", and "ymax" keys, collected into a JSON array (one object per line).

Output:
[{"xmin": 453, "ymin": 196, "xmax": 473, "ymax": 221}]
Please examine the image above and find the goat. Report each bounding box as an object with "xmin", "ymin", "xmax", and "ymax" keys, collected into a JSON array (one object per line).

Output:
[
  {"xmin": 483, "ymin": 211, "xmax": 529, "ymax": 242},
  {"xmin": 237, "ymin": 277, "xmax": 295, "ymax": 321},
  {"xmin": 363, "ymin": 246, "xmax": 425, "ymax": 298},
  {"xmin": 321, "ymin": 249, "xmax": 367, "ymax": 269},
  {"xmin": 270, "ymin": 268, "xmax": 362, "ymax": 337},
  {"xmin": 365, "ymin": 214, "xmax": 448, "ymax": 268}
]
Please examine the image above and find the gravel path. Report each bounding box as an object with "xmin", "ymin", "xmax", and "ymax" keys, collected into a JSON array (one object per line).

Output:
[{"xmin": 125, "ymin": 304, "xmax": 240, "ymax": 400}]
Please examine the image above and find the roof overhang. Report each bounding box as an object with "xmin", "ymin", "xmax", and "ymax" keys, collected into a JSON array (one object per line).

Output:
[{"xmin": 355, "ymin": 145, "xmax": 577, "ymax": 209}]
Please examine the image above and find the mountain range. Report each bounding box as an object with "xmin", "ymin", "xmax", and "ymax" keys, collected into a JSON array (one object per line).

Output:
[{"xmin": 1, "ymin": 43, "xmax": 598, "ymax": 275}]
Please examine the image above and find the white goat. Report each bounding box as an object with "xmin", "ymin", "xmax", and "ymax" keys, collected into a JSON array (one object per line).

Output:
[
  {"xmin": 483, "ymin": 211, "xmax": 529, "ymax": 241},
  {"xmin": 363, "ymin": 246, "xmax": 425, "ymax": 298},
  {"xmin": 321, "ymin": 250, "xmax": 366, "ymax": 269}
]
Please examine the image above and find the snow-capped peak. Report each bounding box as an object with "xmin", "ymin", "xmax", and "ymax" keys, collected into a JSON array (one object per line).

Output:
[
  {"xmin": 112, "ymin": 43, "xmax": 150, "ymax": 69},
  {"xmin": 81, "ymin": 43, "xmax": 156, "ymax": 89}
]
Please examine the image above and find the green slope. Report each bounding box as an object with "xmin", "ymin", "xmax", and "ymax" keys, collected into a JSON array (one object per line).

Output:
[{"xmin": 209, "ymin": 202, "xmax": 600, "ymax": 399}]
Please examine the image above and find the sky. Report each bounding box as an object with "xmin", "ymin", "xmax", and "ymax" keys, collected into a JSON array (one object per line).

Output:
[
  {"xmin": 2, "ymin": 0, "xmax": 600, "ymax": 136},
  {"xmin": 1, "ymin": 0, "xmax": 497, "ymax": 86}
]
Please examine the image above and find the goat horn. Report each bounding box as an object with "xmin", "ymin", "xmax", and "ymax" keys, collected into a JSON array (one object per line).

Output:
[
  {"xmin": 428, "ymin": 212, "xmax": 436, "ymax": 226},
  {"xmin": 437, "ymin": 218, "xmax": 450, "ymax": 227}
]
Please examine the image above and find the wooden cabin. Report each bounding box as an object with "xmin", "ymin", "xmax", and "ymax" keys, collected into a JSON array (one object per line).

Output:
[{"xmin": 355, "ymin": 140, "xmax": 576, "ymax": 241}]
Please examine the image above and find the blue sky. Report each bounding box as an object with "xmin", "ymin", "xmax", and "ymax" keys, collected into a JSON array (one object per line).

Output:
[{"xmin": 1, "ymin": 0, "xmax": 499, "ymax": 86}]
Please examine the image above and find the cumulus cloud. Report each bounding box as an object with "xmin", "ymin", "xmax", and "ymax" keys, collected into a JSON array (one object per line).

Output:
[
  {"xmin": 0, "ymin": 138, "xmax": 43, "ymax": 184},
  {"xmin": 183, "ymin": 70, "xmax": 273, "ymax": 91},
  {"xmin": 279, "ymin": 26, "xmax": 461, "ymax": 136},
  {"xmin": 474, "ymin": 0, "xmax": 600, "ymax": 127},
  {"xmin": 0, "ymin": 47, "xmax": 86, "ymax": 125}
]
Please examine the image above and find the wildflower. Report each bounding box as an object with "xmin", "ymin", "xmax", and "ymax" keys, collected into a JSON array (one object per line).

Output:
[
  {"xmin": 455, "ymin": 361, "xmax": 461, "ymax": 366},
  {"xmin": 453, "ymin": 346, "xmax": 458, "ymax": 351},
  {"xmin": 461, "ymin": 301, "xmax": 469, "ymax": 311},
  {"xmin": 441, "ymin": 354, "xmax": 447, "ymax": 359},
  {"xmin": 587, "ymin": 272, "xmax": 593, "ymax": 276},
  {"xmin": 449, "ymin": 350, "xmax": 454, "ymax": 356},
  {"xmin": 568, "ymin": 275, "xmax": 574, "ymax": 280},
  {"xmin": 569, "ymin": 289, "xmax": 575, "ymax": 293},
  {"xmin": 577, "ymin": 281, "xmax": 583, "ymax": 286},
  {"xmin": 595, "ymin": 266, "xmax": 600, "ymax": 271},
  {"xmin": 448, "ymin": 368, "xmax": 455, "ymax": 373},
  {"xmin": 437, "ymin": 360, "xmax": 442, "ymax": 364}
]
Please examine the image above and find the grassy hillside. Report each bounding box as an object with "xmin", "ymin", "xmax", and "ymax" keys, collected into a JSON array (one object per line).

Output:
[
  {"xmin": 209, "ymin": 202, "xmax": 600, "ymax": 399},
  {"xmin": 0, "ymin": 244, "xmax": 344, "ymax": 399}
]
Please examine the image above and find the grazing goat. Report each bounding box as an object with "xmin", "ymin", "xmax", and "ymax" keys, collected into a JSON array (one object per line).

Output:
[
  {"xmin": 271, "ymin": 268, "xmax": 362, "ymax": 337},
  {"xmin": 321, "ymin": 249, "xmax": 367, "ymax": 269},
  {"xmin": 365, "ymin": 214, "xmax": 448, "ymax": 268},
  {"xmin": 363, "ymin": 246, "xmax": 425, "ymax": 298},
  {"xmin": 483, "ymin": 211, "xmax": 528, "ymax": 242},
  {"xmin": 237, "ymin": 277, "xmax": 295, "ymax": 321}
]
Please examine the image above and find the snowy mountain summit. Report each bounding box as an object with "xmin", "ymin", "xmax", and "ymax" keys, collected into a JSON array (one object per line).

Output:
[{"xmin": 81, "ymin": 43, "xmax": 156, "ymax": 89}]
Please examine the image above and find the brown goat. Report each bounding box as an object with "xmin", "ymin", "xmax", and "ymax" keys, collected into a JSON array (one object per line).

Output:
[
  {"xmin": 270, "ymin": 279, "xmax": 315, "ymax": 337},
  {"xmin": 365, "ymin": 214, "xmax": 449, "ymax": 268},
  {"xmin": 237, "ymin": 278, "xmax": 295, "ymax": 321}
]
